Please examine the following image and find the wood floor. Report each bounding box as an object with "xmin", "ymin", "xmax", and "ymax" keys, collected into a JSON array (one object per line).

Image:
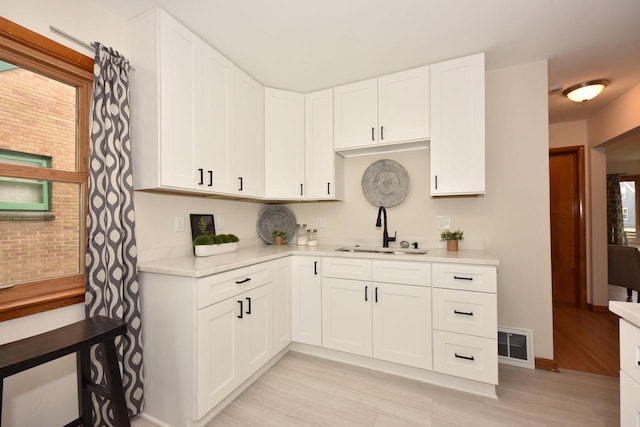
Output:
[
  {"xmin": 552, "ymin": 285, "xmax": 634, "ymax": 377},
  {"xmin": 132, "ymin": 350, "xmax": 619, "ymax": 427}
]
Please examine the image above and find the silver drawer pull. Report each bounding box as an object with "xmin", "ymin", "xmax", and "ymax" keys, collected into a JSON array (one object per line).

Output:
[
  {"xmin": 235, "ymin": 278, "xmax": 251, "ymax": 284},
  {"xmin": 454, "ymin": 310, "xmax": 474, "ymax": 316},
  {"xmin": 453, "ymin": 275, "xmax": 473, "ymax": 281},
  {"xmin": 455, "ymin": 353, "xmax": 475, "ymax": 361}
]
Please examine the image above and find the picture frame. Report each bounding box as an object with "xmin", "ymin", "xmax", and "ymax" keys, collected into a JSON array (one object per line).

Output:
[{"xmin": 190, "ymin": 214, "xmax": 216, "ymax": 243}]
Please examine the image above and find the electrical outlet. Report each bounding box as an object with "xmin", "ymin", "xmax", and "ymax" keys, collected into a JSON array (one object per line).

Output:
[
  {"xmin": 174, "ymin": 215, "xmax": 185, "ymax": 232},
  {"xmin": 437, "ymin": 216, "xmax": 451, "ymax": 230},
  {"xmin": 317, "ymin": 217, "xmax": 327, "ymax": 228},
  {"xmin": 217, "ymin": 215, "xmax": 225, "ymax": 230}
]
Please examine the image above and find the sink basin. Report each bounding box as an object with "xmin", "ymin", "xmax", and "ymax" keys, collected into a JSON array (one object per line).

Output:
[{"xmin": 335, "ymin": 246, "xmax": 428, "ymax": 255}]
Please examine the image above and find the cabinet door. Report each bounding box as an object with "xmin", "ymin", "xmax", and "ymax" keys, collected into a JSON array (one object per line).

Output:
[
  {"xmin": 159, "ymin": 14, "xmax": 202, "ymax": 190},
  {"xmin": 305, "ymin": 89, "xmax": 336, "ymax": 200},
  {"xmin": 620, "ymin": 371, "xmax": 640, "ymax": 427},
  {"xmin": 430, "ymin": 53, "xmax": 485, "ymax": 196},
  {"xmin": 272, "ymin": 257, "xmax": 292, "ymax": 353},
  {"xmin": 333, "ymin": 78, "xmax": 378, "ymax": 149},
  {"xmin": 195, "ymin": 297, "xmax": 243, "ymax": 418},
  {"xmin": 243, "ymin": 283, "xmax": 273, "ymax": 378},
  {"xmin": 378, "ymin": 66, "xmax": 430, "ymax": 144},
  {"xmin": 292, "ymin": 257, "xmax": 322, "ymax": 345},
  {"xmin": 231, "ymin": 68, "xmax": 264, "ymax": 197},
  {"xmin": 198, "ymin": 44, "xmax": 235, "ymax": 194},
  {"xmin": 264, "ymin": 88, "xmax": 305, "ymax": 199},
  {"xmin": 372, "ymin": 283, "xmax": 432, "ymax": 369},
  {"xmin": 322, "ymin": 277, "xmax": 372, "ymax": 356}
]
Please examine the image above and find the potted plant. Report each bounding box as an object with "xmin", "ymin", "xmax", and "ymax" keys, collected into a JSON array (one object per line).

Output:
[
  {"xmin": 271, "ymin": 229, "xmax": 288, "ymax": 246},
  {"xmin": 441, "ymin": 229, "xmax": 464, "ymax": 252},
  {"xmin": 193, "ymin": 218, "xmax": 240, "ymax": 257}
]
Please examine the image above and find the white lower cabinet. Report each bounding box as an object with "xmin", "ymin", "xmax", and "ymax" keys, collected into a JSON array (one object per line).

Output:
[
  {"xmin": 619, "ymin": 319, "xmax": 640, "ymax": 426},
  {"xmin": 321, "ymin": 258, "xmax": 432, "ymax": 369},
  {"xmin": 196, "ymin": 283, "xmax": 273, "ymax": 418},
  {"xmin": 292, "ymin": 256, "xmax": 322, "ymax": 345},
  {"xmin": 431, "ymin": 262, "xmax": 498, "ymax": 385},
  {"xmin": 272, "ymin": 257, "xmax": 293, "ymax": 353}
]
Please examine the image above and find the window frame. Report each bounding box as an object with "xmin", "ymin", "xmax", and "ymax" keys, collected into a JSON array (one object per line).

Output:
[
  {"xmin": 620, "ymin": 175, "xmax": 640, "ymax": 240},
  {"xmin": 0, "ymin": 149, "xmax": 52, "ymax": 211},
  {"xmin": 0, "ymin": 17, "xmax": 93, "ymax": 321}
]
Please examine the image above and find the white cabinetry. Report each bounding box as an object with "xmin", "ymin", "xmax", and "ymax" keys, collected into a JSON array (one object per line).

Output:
[
  {"xmin": 305, "ymin": 89, "xmax": 344, "ymax": 200},
  {"xmin": 139, "ymin": 262, "xmax": 275, "ymax": 426},
  {"xmin": 272, "ymin": 257, "xmax": 292, "ymax": 353},
  {"xmin": 292, "ymin": 256, "xmax": 323, "ymax": 345},
  {"xmin": 321, "ymin": 258, "xmax": 432, "ymax": 369},
  {"xmin": 264, "ymin": 88, "xmax": 305, "ymax": 199},
  {"xmin": 333, "ymin": 66, "xmax": 430, "ymax": 152},
  {"xmin": 232, "ymin": 69, "xmax": 264, "ymax": 197},
  {"xmin": 127, "ymin": 9, "xmax": 264, "ymax": 197},
  {"xmin": 430, "ymin": 53, "xmax": 485, "ymax": 196},
  {"xmin": 619, "ymin": 319, "xmax": 640, "ymax": 426},
  {"xmin": 431, "ymin": 263, "xmax": 497, "ymax": 384}
]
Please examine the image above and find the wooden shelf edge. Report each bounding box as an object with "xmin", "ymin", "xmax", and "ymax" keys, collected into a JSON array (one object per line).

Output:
[{"xmin": 0, "ymin": 280, "xmax": 85, "ymax": 322}]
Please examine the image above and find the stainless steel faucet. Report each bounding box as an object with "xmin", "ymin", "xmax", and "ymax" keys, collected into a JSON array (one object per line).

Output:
[{"xmin": 376, "ymin": 206, "xmax": 396, "ymax": 248}]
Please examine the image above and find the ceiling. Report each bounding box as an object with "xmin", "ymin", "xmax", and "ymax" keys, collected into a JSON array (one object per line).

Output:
[{"xmin": 95, "ymin": 0, "xmax": 640, "ymax": 124}]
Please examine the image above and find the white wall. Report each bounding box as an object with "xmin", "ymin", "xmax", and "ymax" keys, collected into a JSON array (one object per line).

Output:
[{"xmin": 1, "ymin": 1, "xmax": 128, "ymax": 425}]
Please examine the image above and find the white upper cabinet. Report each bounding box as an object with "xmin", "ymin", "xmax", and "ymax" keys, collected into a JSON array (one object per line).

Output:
[
  {"xmin": 333, "ymin": 66, "xmax": 430, "ymax": 152},
  {"xmin": 231, "ymin": 68, "xmax": 265, "ymax": 198},
  {"xmin": 305, "ymin": 89, "xmax": 344, "ymax": 200},
  {"xmin": 430, "ymin": 53, "xmax": 485, "ymax": 196},
  {"xmin": 264, "ymin": 88, "xmax": 305, "ymax": 199},
  {"xmin": 127, "ymin": 9, "xmax": 264, "ymax": 197}
]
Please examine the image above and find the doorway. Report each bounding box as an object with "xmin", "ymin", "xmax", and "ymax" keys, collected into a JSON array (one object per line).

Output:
[{"xmin": 549, "ymin": 146, "xmax": 586, "ymax": 307}]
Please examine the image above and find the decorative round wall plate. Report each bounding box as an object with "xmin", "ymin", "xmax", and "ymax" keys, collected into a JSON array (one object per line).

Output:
[
  {"xmin": 361, "ymin": 159, "xmax": 410, "ymax": 207},
  {"xmin": 257, "ymin": 205, "xmax": 297, "ymax": 244}
]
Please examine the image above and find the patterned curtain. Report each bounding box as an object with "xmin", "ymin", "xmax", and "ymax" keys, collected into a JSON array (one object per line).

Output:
[
  {"xmin": 607, "ymin": 174, "xmax": 625, "ymax": 244},
  {"xmin": 86, "ymin": 43, "xmax": 144, "ymax": 424}
]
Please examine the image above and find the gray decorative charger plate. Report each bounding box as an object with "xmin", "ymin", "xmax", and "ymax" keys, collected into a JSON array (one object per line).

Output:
[
  {"xmin": 257, "ymin": 205, "xmax": 297, "ymax": 244},
  {"xmin": 361, "ymin": 159, "xmax": 410, "ymax": 207}
]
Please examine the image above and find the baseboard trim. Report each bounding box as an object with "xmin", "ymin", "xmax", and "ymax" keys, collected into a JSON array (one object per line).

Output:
[{"xmin": 535, "ymin": 357, "xmax": 559, "ymax": 372}]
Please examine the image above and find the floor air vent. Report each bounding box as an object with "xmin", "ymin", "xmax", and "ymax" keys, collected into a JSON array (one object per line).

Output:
[{"xmin": 498, "ymin": 326, "xmax": 534, "ymax": 369}]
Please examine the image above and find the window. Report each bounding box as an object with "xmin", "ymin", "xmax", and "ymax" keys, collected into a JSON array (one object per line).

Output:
[
  {"xmin": 0, "ymin": 17, "xmax": 93, "ymax": 321},
  {"xmin": 0, "ymin": 149, "xmax": 52, "ymax": 211},
  {"xmin": 620, "ymin": 176, "xmax": 639, "ymax": 240}
]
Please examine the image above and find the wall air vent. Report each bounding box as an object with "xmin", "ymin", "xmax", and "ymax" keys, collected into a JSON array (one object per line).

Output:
[{"xmin": 498, "ymin": 325, "xmax": 534, "ymax": 369}]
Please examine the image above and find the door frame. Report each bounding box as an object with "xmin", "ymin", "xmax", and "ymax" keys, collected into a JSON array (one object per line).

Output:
[{"xmin": 549, "ymin": 146, "xmax": 587, "ymax": 308}]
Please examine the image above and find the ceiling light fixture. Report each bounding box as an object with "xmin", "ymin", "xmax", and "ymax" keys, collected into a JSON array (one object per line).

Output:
[{"xmin": 562, "ymin": 79, "xmax": 609, "ymax": 103}]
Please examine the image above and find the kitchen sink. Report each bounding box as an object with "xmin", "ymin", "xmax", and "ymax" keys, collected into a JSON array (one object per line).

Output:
[{"xmin": 335, "ymin": 246, "xmax": 428, "ymax": 255}]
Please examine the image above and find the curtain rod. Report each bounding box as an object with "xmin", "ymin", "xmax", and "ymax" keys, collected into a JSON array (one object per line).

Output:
[{"xmin": 49, "ymin": 25, "xmax": 136, "ymax": 71}]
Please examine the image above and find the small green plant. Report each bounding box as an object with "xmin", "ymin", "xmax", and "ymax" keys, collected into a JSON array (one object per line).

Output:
[
  {"xmin": 271, "ymin": 229, "xmax": 289, "ymax": 238},
  {"xmin": 440, "ymin": 229, "xmax": 464, "ymax": 241},
  {"xmin": 193, "ymin": 233, "xmax": 240, "ymax": 246}
]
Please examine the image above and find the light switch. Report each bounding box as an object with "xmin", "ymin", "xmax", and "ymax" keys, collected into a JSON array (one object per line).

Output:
[
  {"xmin": 317, "ymin": 217, "xmax": 328, "ymax": 228},
  {"xmin": 437, "ymin": 216, "xmax": 451, "ymax": 230},
  {"xmin": 174, "ymin": 215, "xmax": 185, "ymax": 232},
  {"xmin": 217, "ymin": 215, "xmax": 225, "ymax": 230}
]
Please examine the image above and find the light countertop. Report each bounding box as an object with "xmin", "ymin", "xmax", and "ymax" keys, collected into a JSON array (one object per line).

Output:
[
  {"xmin": 610, "ymin": 301, "xmax": 640, "ymax": 328},
  {"xmin": 138, "ymin": 244, "xmax": 500, "ymax": 278}
]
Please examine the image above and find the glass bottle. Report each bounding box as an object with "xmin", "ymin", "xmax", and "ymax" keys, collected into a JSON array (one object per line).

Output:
[
  {"xmin": 307, "ymin": 229, "xmax": 318, "ymax": 247},
  {"xmin": 296, "ymin": 224, "xmax": 308, "ymax": 246}
]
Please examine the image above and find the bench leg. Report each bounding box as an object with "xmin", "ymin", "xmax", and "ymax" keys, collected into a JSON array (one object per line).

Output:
[
  {"xmin": 77, "ymin": 347, "xmax": 93, "ymax": 427},
  {"xmin": 102, "ymin": 339, "xmax": 130, "ymax": 427}
]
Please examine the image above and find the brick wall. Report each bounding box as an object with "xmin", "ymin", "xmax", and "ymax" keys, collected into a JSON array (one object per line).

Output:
[{"xmin": 0, "ymin": 67, "xmax": 80, "ymax": 286}]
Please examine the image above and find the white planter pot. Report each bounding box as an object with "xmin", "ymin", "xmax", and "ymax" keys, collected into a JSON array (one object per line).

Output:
[{"xmin": 195, "ymin": 242, "xmax": 239, "ymax": 257}]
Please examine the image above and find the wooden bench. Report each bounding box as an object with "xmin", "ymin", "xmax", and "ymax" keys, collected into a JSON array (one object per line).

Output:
[{"xmin": 0, "ymin": 316, "xmax": 131, "ymax": 427}]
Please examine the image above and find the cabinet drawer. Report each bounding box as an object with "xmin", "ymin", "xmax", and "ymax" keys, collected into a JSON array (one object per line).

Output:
[
  {"xmin": 196, "ymin": 262, "xmax": 273, "ymax": 309},
  {"xmin": 372, "ymin": 260, "xmax": 431, "ymax": 286},
  {"xmin": 433, "ymin": 330, "xmax": 498, "ymax": 384},
  {"xmin": 432, "ymin": 263, "xmax": 496, "ymax": 293},
  {"xmin": 620, "ymin": 319, "xmax": 640, "ymax": 385},
  {"xmin": 433, "ymin": 288, "xmax": 497, "ymax": 338},
  {"xmin": 322, "ymin": 257, "xmax": 371, "ymax": 280},
  {"xmin": 621, "ymin": 371, "xmax": 640, "ymax": 427}
]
